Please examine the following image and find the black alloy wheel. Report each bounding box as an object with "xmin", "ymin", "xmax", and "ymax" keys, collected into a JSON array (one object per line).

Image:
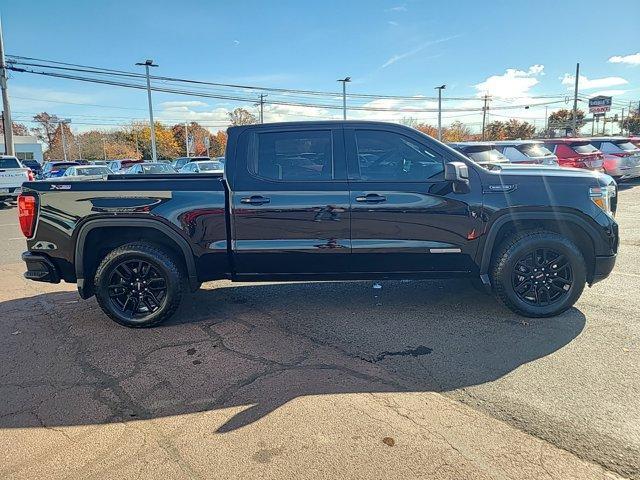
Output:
[
  {"xmin": 108, "ymin": 259, "xmax": 168, "ymax": 319},
  {"xmin": 512, "ymin": 248, "xmax": 573, "ymax": 306}
]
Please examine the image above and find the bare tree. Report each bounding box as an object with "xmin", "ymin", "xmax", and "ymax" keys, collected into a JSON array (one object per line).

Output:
[{"xmin": 228, "ymin": 108, "xmax": 257, "ymax": 126}]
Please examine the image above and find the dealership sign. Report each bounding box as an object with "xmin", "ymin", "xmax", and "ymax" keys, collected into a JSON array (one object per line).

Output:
[{"xmin": 589, "ymin": 96, "xmax": 612, "ymax": 114}]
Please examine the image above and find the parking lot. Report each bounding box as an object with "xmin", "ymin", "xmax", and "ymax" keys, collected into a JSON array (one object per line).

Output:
[{"xmin": 0, "ymin": 182, "xmax": 638, "ymax": 479}]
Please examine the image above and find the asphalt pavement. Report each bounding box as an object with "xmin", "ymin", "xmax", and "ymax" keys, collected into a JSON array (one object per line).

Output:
[{"xmin": 0, "ymin": 183, "xmax": 637, "ymax": 479}]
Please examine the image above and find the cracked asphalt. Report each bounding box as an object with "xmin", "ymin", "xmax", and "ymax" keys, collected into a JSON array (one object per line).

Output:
[{"xmin": 0, "ymin": 182, "xmax": 638, "ymax": 479}]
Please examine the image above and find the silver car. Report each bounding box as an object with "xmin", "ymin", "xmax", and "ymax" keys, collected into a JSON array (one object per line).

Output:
[
  {"xmin": 589, "ymin": 137, "xmax": 640, "ymax": 180},
  {"xmin": 494, "ymin": 140, "xmax": 558, "ymax": 166}
]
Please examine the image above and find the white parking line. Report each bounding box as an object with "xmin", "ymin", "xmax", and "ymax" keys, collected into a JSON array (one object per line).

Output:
[{"xmin": 0, "ymin": 223, "xmax": 17, "ymax": 227}]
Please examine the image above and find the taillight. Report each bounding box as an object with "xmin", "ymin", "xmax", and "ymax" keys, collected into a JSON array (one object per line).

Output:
[
  {"xmin": 17, "ymin": 194, "xmax": 37, "ymax": 238},
  {"xmin": 27, "ymin": 169, "xmax": 35, "ymax": 181}
]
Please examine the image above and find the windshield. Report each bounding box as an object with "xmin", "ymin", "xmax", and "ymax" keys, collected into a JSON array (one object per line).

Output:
[
  {"xmin": 141, "ymin": 164, "xmax": 175, "ymax": 174},
  {"xmin": 571, "ymin": 142, "xmax": 599, "ymax": 154},
  {"xmin": 0, "ymin": 157, "xmax": 21, "ymax": 169},
  {"xmin": 198, "ymin": 161, "xmax": 224, "ymax": 172},
  {"xmin": 517, "ymin": 144, "xmax": 554, "ymax": 157},
  {"xmin": 463, "ymin": 146, "xmax": 508, "ymax": 164},
  {"xmin": 613, "ymin": 141, "xmax": 640, "ymax": 152},
  {"xmin": 77, "ymin": 167, "xmax": 112, "ymax": 176}
]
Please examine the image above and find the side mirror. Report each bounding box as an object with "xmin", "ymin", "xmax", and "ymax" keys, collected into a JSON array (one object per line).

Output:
[{"xmin": 444, "ymin": 161, "xmax": 470, "ymax": 193}]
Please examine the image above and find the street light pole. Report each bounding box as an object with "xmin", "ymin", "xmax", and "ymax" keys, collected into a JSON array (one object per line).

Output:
[
  {"xmin": 571, "ymin": 63, "xmax": 580, "ymax": 136},
  {"xmin": 337, "ymin": 77, "xmax": 351, "ymax": 120},
  {"xmin": 435, "ymin": 85, "xmax": 446, "ymax": 141},
  {"xmin": 136, "ymin": 59, "xmax": 158, "ymax": 161}
]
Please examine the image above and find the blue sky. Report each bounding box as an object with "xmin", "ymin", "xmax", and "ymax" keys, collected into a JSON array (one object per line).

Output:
[{"xmin": 3, "ymin": 0, "xmax": 640, "ymax": 132}]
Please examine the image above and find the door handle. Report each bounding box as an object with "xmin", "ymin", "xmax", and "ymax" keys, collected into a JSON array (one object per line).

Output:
[
  {"xmin": 355, "ymin": 194, "xmax": 387, "ymax": 203},
  {"xmin": 240, "ymin": 195, "xmax": 271, "ymax": 205}
]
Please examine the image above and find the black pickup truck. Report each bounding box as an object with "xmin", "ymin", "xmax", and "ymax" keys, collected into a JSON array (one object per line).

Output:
[{"xmin": 18, "ymin": 121, "xmax": 619, "ymax": 327}]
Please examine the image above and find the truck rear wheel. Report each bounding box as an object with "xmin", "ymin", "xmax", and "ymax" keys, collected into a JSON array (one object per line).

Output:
[
  {"xmin": 94, "ymin": 242, "xmax": 185, "ymax": 327},
  {"xmin": 491, "ymin": 231, "xmax": 586, "ymax": 318}
]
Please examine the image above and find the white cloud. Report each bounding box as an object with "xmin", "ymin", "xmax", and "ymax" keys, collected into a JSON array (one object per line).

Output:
[
  {"xmin": 560, "ymin": 73, "xmax": 628, "ymax": 90},
  {"xmin": 585, "ymin": 89, "xmax": 628, "ymax": 98},
  {"xmin": 381, "ymin": 34, "xmax": 460, "ymax": 68},
  {"xmin": 474, "ymin": 65, "xmax": 545, "ymax": 98},
  {"xmin": 386, "ymin": 5, "xmax": 407, "ymax": 11},
  {"xmin": 608, "ymin": 53, "xmax": 640, "ymax": 65},
  {"xmin": 160, "ymin": 100, "xmax": 209, "ymax": 109},
  {"xmin": 388, "ymin": 21, "xmax": 399, "ymax": 26}
]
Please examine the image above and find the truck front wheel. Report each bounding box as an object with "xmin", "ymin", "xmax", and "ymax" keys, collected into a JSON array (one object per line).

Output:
[
  {"xmin": 491, "ymin": 231, "xmax": 587, "ymax": 318},
  {"xmin": 94, "ymin": 242, "xmax": 185, "ymax": 327}
]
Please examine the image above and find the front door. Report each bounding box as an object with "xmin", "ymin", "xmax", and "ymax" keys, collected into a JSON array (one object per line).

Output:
[
  {"xmin": 231, "ymin": 125, "xmax": 351, "ymax": 277},
  {"xmin": 345, "ymin": 126, "xmax": 483, "ymax": 274}
]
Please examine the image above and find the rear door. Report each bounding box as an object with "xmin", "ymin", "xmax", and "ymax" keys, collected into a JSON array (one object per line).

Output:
[
  {"xmin": 346, "ymin": 126, "xmax": 483, "ymax": 274},
  {"xmin": 231, "ymin": 125, "xmax": 350, "ymax": 276}
]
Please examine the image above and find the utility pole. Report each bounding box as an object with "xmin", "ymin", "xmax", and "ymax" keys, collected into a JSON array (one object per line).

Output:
[
  {"xmin": 337, "ymin": 77, "xmax": 351, "ymax": 120},
  {"xmin": 58, "ymin": 119, "xmax": 71, "ymax": 161},
  {"xmin": 620, "ymin": 108, "xmax": 625, "ymax": 135},
  {"xmin": 481, "ymin": 94, "xmax": 490, "ymax": 141},
  {"xmin": 571, "ymin": 63, "xmax": 579, "ymax": 136},
  {"xmin": 257, "ymin": 93, "xmax": 267, "ymax": 124},
  {"xmin": 435, "ymin": 85, "xmax": 446, "ymax": 141},
  {"xmin": 136, "ymin": 59, "xmax": 158, "ymax": 161},
  {"xmin": 0, "ymin": 17, "xmax": 15, "ymax": 156}
]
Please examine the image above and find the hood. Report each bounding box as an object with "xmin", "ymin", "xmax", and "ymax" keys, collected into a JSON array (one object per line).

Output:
[{"xmin": 485, "ymin": 163, "xmax": 614, "ymax": 184}]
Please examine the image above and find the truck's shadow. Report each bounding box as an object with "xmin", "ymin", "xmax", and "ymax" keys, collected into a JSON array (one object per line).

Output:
[{"xmin": 0, "ymin": 279, "xmax": 585, "ymax": 433}]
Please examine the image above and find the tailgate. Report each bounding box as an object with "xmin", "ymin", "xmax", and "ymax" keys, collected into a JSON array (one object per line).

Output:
[{"xmin": 0, "ymin": 168, "xmax": 29, "ymax": 190}]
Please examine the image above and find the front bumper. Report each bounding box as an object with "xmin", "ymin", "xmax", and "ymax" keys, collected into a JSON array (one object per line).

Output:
[
  {"xmin": 0, "ymin": 186, "xmax": 21, "ymax": 199},
  {"xmin": 591, "ymin": 254, "xmax": 616, "ymax": 284},
  {"xmin": 22, "ymin": 252, "xmax": 60, "ymax": 283}
]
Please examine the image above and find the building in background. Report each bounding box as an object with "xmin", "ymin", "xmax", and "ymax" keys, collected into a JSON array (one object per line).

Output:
[{"xmin": 0, "ymin": 136, "xmax": 43, "ymax": 163}]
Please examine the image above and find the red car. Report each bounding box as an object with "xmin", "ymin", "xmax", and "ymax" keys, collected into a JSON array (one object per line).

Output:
[{"xmin": 542, "ymin": 139, "xmax": 604, "ymax": 172}]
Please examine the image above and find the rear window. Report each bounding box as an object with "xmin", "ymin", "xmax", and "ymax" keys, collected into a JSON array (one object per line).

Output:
[
  {"xmin": 0, "ymin": 157, "xmax": 21, "ymax": 169},
  {"xmin": 140, "ymin": 164, "xmax": 174, "ymax": 174},
  {"xmin": 463, "ymin": 146, "xmax": 508, "ymax": 164},
  {"xmin": 77, "ymin": 167, "xmax": 112, "ymax": 176},
  {"xmin": 198, "ymin": 162, "xmax": 224, "ymax": 171},
  {"xmin": 571, "ymin": 143, "xmax": 599, "ymax": 154},
  {"xmin": 248, "ymin": 130, "xmax": 333, "ymax": 181},
  {"xmin": 517, "ymin": 144, "xmax": 554, "ymax": 157},
  {"xmin": 613, "ymin": 141, "xmax": 639, "ymax": 152}
]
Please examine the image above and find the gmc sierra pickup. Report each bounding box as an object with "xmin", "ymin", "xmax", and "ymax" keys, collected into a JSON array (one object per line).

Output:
[{"xmin": 18, "ymin": 121, "xmax": 619, "ymax": 327}]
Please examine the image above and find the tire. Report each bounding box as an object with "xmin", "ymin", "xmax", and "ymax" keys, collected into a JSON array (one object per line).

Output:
[
  {"xmin": 94, "ymin": 242, "xmax": 185, "ymax": 328},
  {"xmin": 491, "ymin": 230, "xmax": 586, "ymax": 318}
]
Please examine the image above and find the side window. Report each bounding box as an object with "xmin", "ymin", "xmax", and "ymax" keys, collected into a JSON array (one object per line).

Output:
[
  {"xmin": 354, "ymin": 130, "xmax": 443, "ymax": 181},
  {"xmin": 248, "ymin": 130, "xmax": 333, "ymax": 181},
  {"xmin": 599, "ymin": 142, "xmax": 615, "ymax": 154},
  {"xmin": 503, "ymin": 147, "xmax": 523, "ymax": 161}
]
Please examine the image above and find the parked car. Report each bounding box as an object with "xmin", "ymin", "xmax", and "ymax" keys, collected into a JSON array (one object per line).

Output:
[
  {"xmin": 20, "ymin": 121, "xmax": 618, "ymax": 327},
  {"xmin": 126, "ymin": 163, "xmax": 176, "ymax": 174},
  {"xmin": 541, "ymin": 139, "xmax": 604, "ymax": 172},
  {"xmin": 39, "ymin": 161, "xmax": 80, "ymax": 179},
  {"xmin": 494, "ymin": 140, "xmax": 558, "ymax": 166},
  {"xmin": 448, "ymin": 142, "xmax": 509, "ymax": 167},
  {"xmin": 588, "ymin": 137, "xmax": 640, "ymax": 181},
  {"xmin": 171, "ymin": 156, "xmax": 211, "ymax": 170},
  {"xmin": 0, "ymin": 155, "xmax": 32, "ymax": 203},
  {"xmin": 179, "ymin": 160, "xmax": 224, "ymax": 173},
  {"xmin": 55, "ymin": 165, "xmax": 113, "ymax": 181},
  {"xmin": 20, "ymin": 159, "xmax": 43, "ymax": 177},
  {"xmin": 107, "ymin": 159, "xmax": 144, "ymax": 174}
]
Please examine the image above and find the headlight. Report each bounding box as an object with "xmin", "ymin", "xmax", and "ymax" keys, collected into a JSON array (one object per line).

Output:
[{"xmin": 589, "ymin": 185, "xmax": 616, "ymax": 216}]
